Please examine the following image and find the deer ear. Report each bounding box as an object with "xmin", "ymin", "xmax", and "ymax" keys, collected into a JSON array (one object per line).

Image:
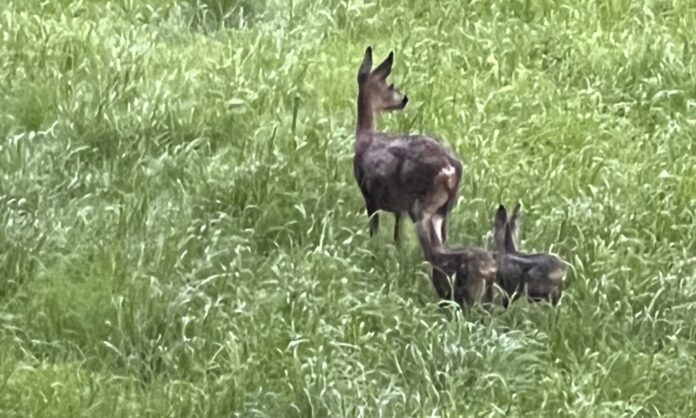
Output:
[
  {"xmin": 504, "ymin": 223, "xmax": 516, "ymax": 253},
  {"xmin": 372, "ymin": 51, "xmax": 394, "ymax": 79},
  {"xmin": 358, "ymin": 46, "xmax": 373, "ymax": 81},
  {"xmin": 494, "ymin": 204, "xmax": 508, "ymax": 253}
]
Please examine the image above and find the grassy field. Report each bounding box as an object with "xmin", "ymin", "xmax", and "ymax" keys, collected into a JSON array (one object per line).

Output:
[{"xmin": 1, "ymin": 0, "xmax": 696, "ymax": 416}]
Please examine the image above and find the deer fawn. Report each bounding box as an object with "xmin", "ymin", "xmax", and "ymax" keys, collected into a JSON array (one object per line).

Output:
[
  {"xmin": 414, "ymin": 210, "xmax": 497, "ymax": 307},
  {"xmin": 425, "ymin": 245, "xmax": 498, "ymax": 307},
  {"xmin": 494, "ymin": 204, "xmax": 567, "ymax": 306},
  {"xmin": 353, "ymin": 46, "xmax": 463, "ymax": 248}
]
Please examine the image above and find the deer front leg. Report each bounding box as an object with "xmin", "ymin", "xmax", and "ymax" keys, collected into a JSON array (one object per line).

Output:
[
  {"xmin": 366, "ymin": 200, "xmax": 379, "ymax": 237},
  {"xmin": 357, "ymin": 181, "xmax": 380, "ymax": 237}
]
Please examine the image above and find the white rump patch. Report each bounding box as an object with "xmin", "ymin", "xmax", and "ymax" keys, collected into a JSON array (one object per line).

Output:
[
  {"xmin": 441, "ymin": 165, "xmax": 455, "ymax": 176},
  {"xmin": 440, "ymin": 164, "xmax": 457, "ymax": 189}
]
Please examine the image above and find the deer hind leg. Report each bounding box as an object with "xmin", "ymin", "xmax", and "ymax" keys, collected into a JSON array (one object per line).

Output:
[
  {"xmin": 434, "ymin": 204, "xmax": 449, "ymax": 245},
  {"xmin": 414, "ymin": 211, "xmax": 433, "ymax": 257},
  {"xmin": 416, "ymin": 207, "xmax": 446, "ymax": 253},
  {"xmin": 432, "ymin": 214, "xmax": 445, "ymax": 246},
  {"xmin": 414, "ymin": 207, "xmax": 449, "ymax": 264},
  {"xmin": 422, "ymin": 164, "xmax": 459, "ymax": 248},
  {"xmin": 434, "ymin": 168, "xmax": 460, "ymax": 245}
]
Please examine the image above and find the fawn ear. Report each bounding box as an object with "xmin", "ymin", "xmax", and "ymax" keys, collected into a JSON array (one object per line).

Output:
[
  {"xmin": 507, "ymin": 203, "xmax": 522, "ymax": 251},
  {"xmin": 504, "ymin": 223, "xmax": 516, "ymax": 253},
  {"xmin": 372, "ymin": 51, "xmax": 394, "ymax": 80},
  {"xmin": 494, "ymin": 204, "xmax": 508, "ymax": 252},
  {"xmin": 358, "ymin": 46, "xmax": 373, "ymax": 81}
]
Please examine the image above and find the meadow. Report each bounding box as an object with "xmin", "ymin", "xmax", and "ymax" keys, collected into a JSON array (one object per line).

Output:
[{"xmin": 1, "ymin": 0, "xmax": 696, "ymax": 416}]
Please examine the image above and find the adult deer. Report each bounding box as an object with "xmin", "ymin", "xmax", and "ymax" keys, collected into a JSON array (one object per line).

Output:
[{"xmin": 353, "ymin": 46, "xmax": 462, "ymax": 249}]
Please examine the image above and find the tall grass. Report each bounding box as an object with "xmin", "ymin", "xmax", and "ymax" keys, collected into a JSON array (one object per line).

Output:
[{"xmin": 1, "ymin": 0, "xmax": 696, "ymax": 416}]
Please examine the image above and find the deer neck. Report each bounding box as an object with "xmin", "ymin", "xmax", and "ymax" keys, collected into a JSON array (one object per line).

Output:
[{"xmin": 356, "ymin": 90, "xmax": 376, "ymax": 138}]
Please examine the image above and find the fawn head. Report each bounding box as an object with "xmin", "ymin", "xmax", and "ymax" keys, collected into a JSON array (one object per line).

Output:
[
  {"xmin": 429, "ymin": 246, "xmax": 497, "ymax": 306},
  {"xmin": 357, "ymin": 46, "xmax": 409, "ymax": 114}
]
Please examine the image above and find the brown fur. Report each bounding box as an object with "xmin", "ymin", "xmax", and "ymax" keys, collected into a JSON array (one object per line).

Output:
[
  {"xmin": 353, "ymin": 46, "xmax": 462, "ymax": 246},
  {"xmin": 415, "ymin": 213, "xmax": 497, "ymax": 307},
  {"xmin": 427, "ymin": 246, "xmax": 498, "ymax": 307},
  {"xmin": 493, "ymin": 204, "xmax": 568, "ymax": 306}
]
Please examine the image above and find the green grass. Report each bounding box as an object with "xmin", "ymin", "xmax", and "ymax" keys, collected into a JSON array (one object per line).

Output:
[{"xmin": 1, "ymin": 0, "xmax": 696, "ymax": 416}]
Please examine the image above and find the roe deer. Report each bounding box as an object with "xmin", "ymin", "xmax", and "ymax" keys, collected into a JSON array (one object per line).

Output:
[
  {"xmin": 353, "ymin": 46, "xmax": 463, "ymax": 248},
  {"xmin": 415, "ymin": 218, "xmax": 497, "ymax": 307},
  {"xmin": 493, "ymin": 204, "xmax": 567, "ymax": 306}
]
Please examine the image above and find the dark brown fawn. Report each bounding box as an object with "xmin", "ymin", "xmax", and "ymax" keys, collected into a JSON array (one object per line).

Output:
[
  {"xmin": 415, "ymin": 217, "xmax": 497, "ymax": 307},
  {"xmin": 494, "ymin": 204, "xmax": 567, "ymax": 306},
  {"xmin": 353, "ymin": 46, "xmax": 463, "ymax": 248}
]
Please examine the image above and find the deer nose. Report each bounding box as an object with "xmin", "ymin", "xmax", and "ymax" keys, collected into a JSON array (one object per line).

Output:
[{"xmin": 402, "ymin": 95, "xmax": 409, "ymax": 106}]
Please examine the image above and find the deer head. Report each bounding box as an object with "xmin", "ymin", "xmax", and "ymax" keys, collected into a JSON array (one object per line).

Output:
[{"xmin": 356, "ymin": 46, "xmax": 409, "ymax": 133}]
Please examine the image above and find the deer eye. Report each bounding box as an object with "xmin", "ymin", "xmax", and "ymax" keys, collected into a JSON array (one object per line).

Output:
[{"xmin": 388, "ymin": 83, "xmax": 394, "ymax": 91}]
